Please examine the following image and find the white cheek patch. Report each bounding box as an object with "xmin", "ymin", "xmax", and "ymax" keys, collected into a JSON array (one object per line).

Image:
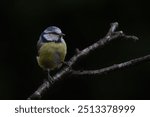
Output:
[{"xmin": 43, "ymin": 34, "xmax": 59, "ymax": 41}]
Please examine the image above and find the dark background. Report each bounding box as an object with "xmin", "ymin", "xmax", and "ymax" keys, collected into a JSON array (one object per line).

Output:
[{"xmin": 0, "ymin": 0, "xmax": 150, "ymax": 99}]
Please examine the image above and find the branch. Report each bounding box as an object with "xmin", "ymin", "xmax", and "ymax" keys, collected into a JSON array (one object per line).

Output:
[
  {"xmin": 27, "ymin": 22, "xmax": 141, "ymax": 100},
  {"xmin": 70, "ymin": 54, "xmax": 150, "ymax": 76}
]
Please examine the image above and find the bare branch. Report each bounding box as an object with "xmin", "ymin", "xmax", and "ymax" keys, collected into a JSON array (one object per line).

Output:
[
  {"xmin": 70, "ymin": 54, "xmax": 150, "ymax": 76},
  {"xmin": 28, "ymin": 81, "xmax": 50, "ymax": 99},
  {"xmin": 67, "ymin": 22, "xmax": 138, "ymax": 67},
  {"xmin": 106, "ymin": 22, "xmax": 118, "ymax": 36},
  {"xmin": 27, "ymin": 22, "xmax": 142, "ymax": 100}
]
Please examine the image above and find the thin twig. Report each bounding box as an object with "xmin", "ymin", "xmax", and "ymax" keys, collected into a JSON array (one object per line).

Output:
[
  {"xmin": 70, "ymin": 54, "xmax": 150, "ymax": 76},
  {"xmin": 27, "ymin": 22, "xmax": 141, "ymax": 100}
]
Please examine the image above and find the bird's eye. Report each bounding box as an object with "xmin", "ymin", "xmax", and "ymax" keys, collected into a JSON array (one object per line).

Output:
[{"xmin": 58, "ymin": 35, "xmax": 61, "ymax": 39}]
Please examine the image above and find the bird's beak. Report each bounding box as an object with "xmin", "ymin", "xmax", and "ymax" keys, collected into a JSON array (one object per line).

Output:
[{"xmin": 60, "ymin": 33, "xmax": 65, "ymax": 36}]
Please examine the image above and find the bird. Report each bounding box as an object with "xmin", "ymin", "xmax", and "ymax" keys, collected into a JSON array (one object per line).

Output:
[{"xmin": 36, "ymin": 26, "xmax": 67, "ymax": 83}]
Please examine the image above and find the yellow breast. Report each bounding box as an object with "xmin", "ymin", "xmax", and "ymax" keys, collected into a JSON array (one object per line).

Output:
[{"xmin": 37, "ymin": 42, "xmax": 67, "ymax": 70}]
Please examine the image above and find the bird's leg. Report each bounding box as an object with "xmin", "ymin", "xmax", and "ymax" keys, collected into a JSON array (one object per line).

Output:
[{"xmin": 47, "ymin": 69, "xmax": 54, "ymax": 84}]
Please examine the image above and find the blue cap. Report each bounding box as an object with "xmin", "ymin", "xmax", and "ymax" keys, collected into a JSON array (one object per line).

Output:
[{"xmin": 44, "ymin": 26, "xmax": 65, "ymax": 36}]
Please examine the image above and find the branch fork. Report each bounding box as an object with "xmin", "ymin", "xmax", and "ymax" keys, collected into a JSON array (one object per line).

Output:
[{"xmin": 27, "ymin": 22, "xmax": 149, "ymax": 100}]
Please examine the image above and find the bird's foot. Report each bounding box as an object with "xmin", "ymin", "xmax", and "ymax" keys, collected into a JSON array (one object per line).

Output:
[
  {"xmin": 47, "ymin": 71, "xmax": 54, "ymax": 84},
  {"xmin": 48, "ymin": 75, "xmax": 54, "ymax": 84}
]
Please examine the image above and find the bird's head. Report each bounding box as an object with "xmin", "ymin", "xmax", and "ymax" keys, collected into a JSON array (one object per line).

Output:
[{"xmin": 41, "ymin": 26, "xmax": 65, "ymax": 42}]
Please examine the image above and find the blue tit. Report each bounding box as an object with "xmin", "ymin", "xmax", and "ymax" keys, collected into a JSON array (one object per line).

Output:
[{"xmin": 37, "ymin": 26, "xmax": 67, "ymax": 83}]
